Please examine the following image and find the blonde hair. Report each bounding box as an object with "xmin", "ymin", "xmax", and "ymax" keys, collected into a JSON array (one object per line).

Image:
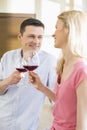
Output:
[{"xmin": 57, "ymin": 10, "xmax": 87, "ymax": 74}]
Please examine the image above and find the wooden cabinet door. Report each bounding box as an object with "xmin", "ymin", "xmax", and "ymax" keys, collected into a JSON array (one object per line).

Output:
[{"xmin": 0, "ymin": 13, "xmax": 36, "ymax": 58}]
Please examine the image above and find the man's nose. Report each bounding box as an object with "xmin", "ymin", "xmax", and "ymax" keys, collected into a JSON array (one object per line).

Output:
[{"xmin": 33, "ymin": 37, "xmax": 40, "ymax": 43}]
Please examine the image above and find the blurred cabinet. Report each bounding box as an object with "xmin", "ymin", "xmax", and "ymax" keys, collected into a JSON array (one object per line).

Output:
[{"xmin": 0, "ymin": 13, "xmax": 36, "ymax": 58}]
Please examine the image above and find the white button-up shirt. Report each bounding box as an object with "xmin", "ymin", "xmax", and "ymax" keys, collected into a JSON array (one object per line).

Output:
[{"xmin": 0, "ymin": 49, "xmax": 57, "ymax": 130}]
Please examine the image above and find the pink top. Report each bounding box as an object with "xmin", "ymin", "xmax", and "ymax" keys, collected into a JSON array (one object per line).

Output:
[{"xmin": 50, "ymin": 59, "xmax": 87, "ymax": 130}]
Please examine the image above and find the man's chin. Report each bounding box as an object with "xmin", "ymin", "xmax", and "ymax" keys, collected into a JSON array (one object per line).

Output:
[{"xmin": 32, "ymin": 47, "xmax": 40, "ymax": 51}]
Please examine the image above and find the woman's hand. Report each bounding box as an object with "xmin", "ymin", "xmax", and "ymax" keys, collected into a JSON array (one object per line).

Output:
[
  {"xmin": 28, "ymin": 71, "xmax": 43, "ymax": 90},
  {"xmin": 28, "ymin": 71, "xmax": 55, "ymax": 101}
]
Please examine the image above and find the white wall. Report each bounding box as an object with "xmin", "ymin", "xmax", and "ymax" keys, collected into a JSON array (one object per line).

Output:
[
  {"xmin": 0, "ymin": 0, "xmax": 35, "ymax": 13},
  {"xmin": 0, "ymin": 0, "xmax": 9, "ymax": 12}
]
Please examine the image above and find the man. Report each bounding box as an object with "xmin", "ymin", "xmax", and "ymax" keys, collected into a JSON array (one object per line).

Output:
[{"xmin": 0, "ymin": 18, "xmax": 57, "ymax": 130}]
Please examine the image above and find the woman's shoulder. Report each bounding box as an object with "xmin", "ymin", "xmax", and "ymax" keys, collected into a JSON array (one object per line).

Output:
[
  {"xmin": 74, "ymin": 59, "xmax": 87, "ymax": 70},
  {"xmin": 73, "ymin": 59, "xmax": 87, "ymax": 88}
]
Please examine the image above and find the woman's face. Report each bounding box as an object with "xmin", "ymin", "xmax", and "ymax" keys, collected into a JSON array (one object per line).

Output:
[{"xmin": 53, "ymin": 19, "xmax": 68, "ymax": 49}]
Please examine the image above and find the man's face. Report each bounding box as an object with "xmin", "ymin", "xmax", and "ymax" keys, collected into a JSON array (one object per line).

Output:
[{"xmin": 18, "ymin": 25, "xmax": 44, "ymax": 52}]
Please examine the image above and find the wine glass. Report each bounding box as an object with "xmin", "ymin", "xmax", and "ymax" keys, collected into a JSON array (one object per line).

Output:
[
  {"xmin": 23, "ymin": 50, "xmax": 40, "ymax": 71},
  {"xmin": 16, "ymin": 58, "xmax": 27, "ymax": 78},
  {"xmin": 16, "ymin": 50, "xmax": 33, "ymax": 73}
]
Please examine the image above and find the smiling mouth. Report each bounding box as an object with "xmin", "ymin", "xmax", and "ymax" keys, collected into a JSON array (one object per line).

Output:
[
  {"xmin": 29, "ymin": 45, "xmax": 39, "ymax": 48},
  {"xmin": 30, "ymin": 44, "xmax": 39, "ymax": 47}
]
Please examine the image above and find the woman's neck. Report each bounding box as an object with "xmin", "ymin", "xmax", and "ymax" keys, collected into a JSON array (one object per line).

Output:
[{"xmin": 62, "ymin": 48, "xmax": 81, "ymax": 66}]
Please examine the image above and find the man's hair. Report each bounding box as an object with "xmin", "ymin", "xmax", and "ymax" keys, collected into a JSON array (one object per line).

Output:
[{"xmin": 20, "ymin": 17, "xmax": 44, "ymax": 34}]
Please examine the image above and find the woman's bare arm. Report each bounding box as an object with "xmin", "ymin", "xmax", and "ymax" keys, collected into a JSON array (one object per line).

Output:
[
  {"xmin": 76, "ymin": 78, "xmax": 87, "ymax": 130},
  {"xmin": 29, "ymin": 71, "xmax": 56, "ymax": 101}
]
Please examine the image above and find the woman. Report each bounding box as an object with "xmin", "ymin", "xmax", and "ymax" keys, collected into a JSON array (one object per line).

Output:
[{"xmin": 29, "ymin": 10, "xmax": 87, "ymax": 130}]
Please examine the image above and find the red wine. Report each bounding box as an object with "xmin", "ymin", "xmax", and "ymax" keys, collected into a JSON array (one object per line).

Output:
[
  {"xmin": 16, "ymin": 68, "xmax": 27, "ymax": 72},
  {"xmin": 23, "ymin": 65, "xmax": 38, "ymax": 71}
]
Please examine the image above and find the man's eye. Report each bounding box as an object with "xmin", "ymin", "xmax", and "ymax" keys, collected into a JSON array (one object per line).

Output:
[
  {"xmin": 38, "ymin": 36, "xmax": 43, "ymax": 39},
  {"xmin": 28, "ymin": 36, "xmax": 34, "ymax": 38}
]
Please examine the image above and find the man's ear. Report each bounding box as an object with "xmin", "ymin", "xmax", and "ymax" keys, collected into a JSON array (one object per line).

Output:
[{"xmin": 18, "ymin": 32, "xmax": 22, "ymax": 40}]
